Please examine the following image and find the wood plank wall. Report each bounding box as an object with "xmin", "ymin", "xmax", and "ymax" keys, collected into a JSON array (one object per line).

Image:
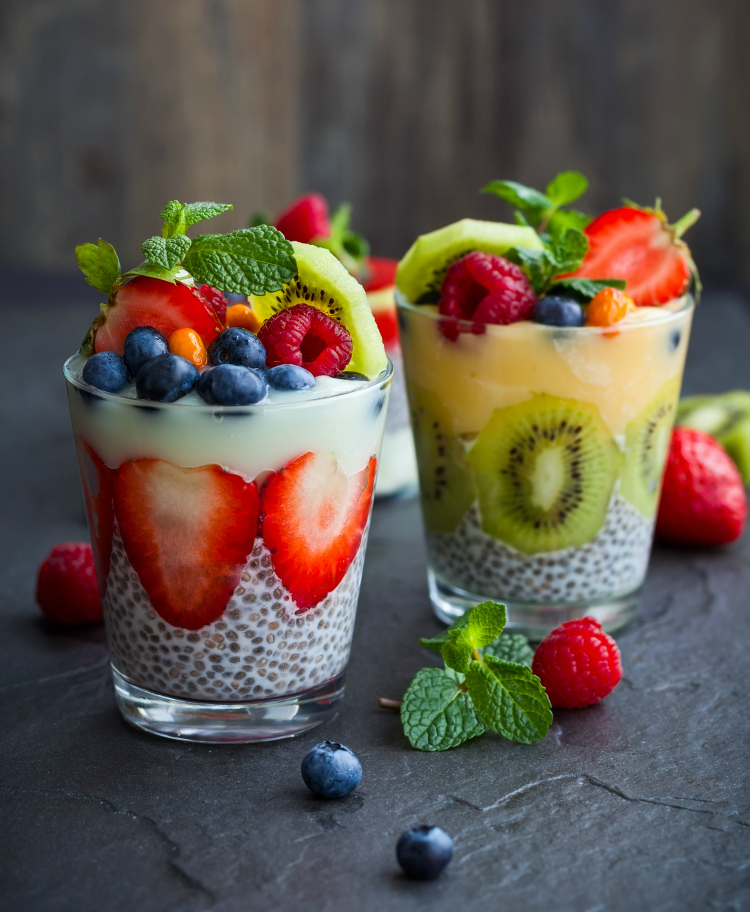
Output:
[{"xmin": 1, "ymin": 0, "xmax": 748, "ymax": 280}]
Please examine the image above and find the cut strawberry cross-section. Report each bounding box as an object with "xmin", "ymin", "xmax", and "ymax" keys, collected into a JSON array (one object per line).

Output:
[
  {"xmin": 113, "ymin": 459, "xmax": 260, "ymax": 630},
  {"xmin": 261, "ymin": 452, "xmax": 377, "ymax": 612},
  {"xmin": 76, "ymin": 439, "xmax": 114, "ymax": 596}
]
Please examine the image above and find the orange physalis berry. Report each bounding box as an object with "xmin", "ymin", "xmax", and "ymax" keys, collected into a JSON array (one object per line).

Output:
[
  {"xmin": 586, "ymin": 287, "xmax": 636, "ymax": 327},
  {"xmin": 168, "ymin": 327, "xmax": 207, "ymax": 368},
  {"xmin": 226, "ymin": 303, "xmax": 262, "ymax": 334}
]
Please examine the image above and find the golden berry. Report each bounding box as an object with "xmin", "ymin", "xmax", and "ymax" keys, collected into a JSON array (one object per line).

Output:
[
  {"xmin": 586, "ymin": 288, "xmax": 636, "ymax": 327},
  {"xmin": 168, "ymin": 327, "xmax": 207, "ymax": 368},
  {"xmin": 226, "ymin": 303, "xmax": 262, "ymax": 334}
]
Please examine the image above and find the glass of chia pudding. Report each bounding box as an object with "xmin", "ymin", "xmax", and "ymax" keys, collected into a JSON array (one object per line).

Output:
[
  {"xmin": 64, "ymin": 199, "xmax": 390, "ymax": 741},
  {"xmin": 395, "ymin": 175, "xmax": 699, "ymax": 638}
]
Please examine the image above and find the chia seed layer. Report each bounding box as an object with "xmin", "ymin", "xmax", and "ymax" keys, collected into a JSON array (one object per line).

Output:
[
  {"xmin": 103, "ymin": 526, "xmax": 367, "ymax": 702},
  {"xmin": 427, "ymin": 491, "xmax": 654, "ymax": 603}
]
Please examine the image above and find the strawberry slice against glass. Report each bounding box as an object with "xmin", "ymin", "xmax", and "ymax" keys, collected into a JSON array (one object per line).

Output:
[
  {"xmin": 75, "ymin": 439, "xmax": 114, "ymax": 595},
  {"xmin": 113, "ymin": 460, "xmax": 260, "ymax": 630},
  {"xmin": 262, "ymin": 453, "xmax": 377, "ymax": 612}
]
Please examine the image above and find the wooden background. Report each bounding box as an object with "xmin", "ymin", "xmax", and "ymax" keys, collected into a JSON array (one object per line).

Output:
[{"xmin": 1, "ymin": 0, "xmax": 748, "ymax": 281}]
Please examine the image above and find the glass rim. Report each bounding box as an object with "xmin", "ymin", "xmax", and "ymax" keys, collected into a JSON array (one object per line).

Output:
[{"xmin": 63, "ymin": 354, "xmax": 393, "ymax": 413}]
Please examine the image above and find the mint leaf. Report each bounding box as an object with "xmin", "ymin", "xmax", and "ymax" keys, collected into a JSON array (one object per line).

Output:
[
  {"xmin": 160, "ymin": 200, "xmax": 233, "ymax": 237},
  {"xmin": 141, "ymin": 235, "xmax": 191, "ymax": 270},
  {"xmin": 550, "ymin": 227, "xmax": 589, "ymax": 275},
  {"xmin": 420, "ymin": 614, "xmax": 469, "ymax": 654},
  {"xmin": 482, "ymin": 634, "xmax": 534, "ymax": 668},
  {"xmin": 183, "ymin": 201, "xmax": 232, "ymax": 229},
  {"xmin": 507, "ymin": 246, "xmax": 557, "ymax": 295},
  {"xmin": 75, "ymin": 239, "xmax": 120, "ymax": 294},
  {"xmin": 548, "ymin": 208, "xmax": 591, "ymax": 234},
  {"xmin": 401, "ymin": 668, "xmax": 485, "ymax": 751},
  {"xmin": 465, "ymin": 655, "xmax": 552, "ymax": 744},
  {"xmin": 482, "ymin": 180, "xmax": 551, "ymax": 221},
  {"xmin": 315, "ymin": 202, "xmax": 370, "ymax": 274},
  {"xmin": 551, "ymin": 277, "xmax": 627, "ymax": 301},
  {"xmin": 249, "ymin": 211, "xmax": 270, "ymax": 228},
  {"xmin": 441, "ymin": 629, "xmax": 473, "ymax": 674},
  {"xmin": 182, "ymin": 226, "xmax": 297, "ymax": 295},
  {"xmin": 466, "ymin": 601, "xmax": 507, "ymax": 648},
  {"xmin": 546, "ymin": 171, "xmax": 588, "ymax": 207}
]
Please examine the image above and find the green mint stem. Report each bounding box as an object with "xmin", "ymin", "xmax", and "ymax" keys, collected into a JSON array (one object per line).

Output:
[{"xmin": 672, "ymin": 208, "xmax": 701, "ymax": 238}]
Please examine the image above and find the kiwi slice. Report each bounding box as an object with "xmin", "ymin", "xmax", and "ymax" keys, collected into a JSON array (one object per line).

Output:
[
  {"xmin": 250, "ymin": 241, "xmax": 387, "ymax": 378},
  {"xmin": 677, "ymin": 390, "xmax": 750, "ymax": 484},
  {"xmin": 410, "ymin": 387, "xmax": 475, "ymax": 533},
  {"xmin": 467, "ymin": 394, "xmax": 620, "ymax": 555},
  {"xmin": 620, "ymin": 378, "xmax": 681, "ymax": 518},
  {"xmin": 395, "ymin": 219, "xmax": 543, "ymax": 303}
]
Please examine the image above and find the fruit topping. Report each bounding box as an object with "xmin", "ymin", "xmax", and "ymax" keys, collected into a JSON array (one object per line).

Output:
[
  {"xmin": 135, "ymin": 353, "xmax": 199, "ymax": 402},
  {"xmin": 251, "ymin": 242, "xmax": 387, "ymax": 378},
  {"xmin": 336, "ymin": 371, "xmax": 369, "ymax": 381},
  {"xmin": 439, "ymin": 252, "xmax": 536, "ymax": 325},
  {"xmin": 301, "ymin": 741, "xmax": 362, "ymax": 798},
  {"xmin": 197, "ymin": 364, "xmax": 267, "ymax": 405},
  {"xmin": 531, "ymin": 294, "xmax": 585, "ymax": 327},
  {"xmin": 226, "ymin": 303, "xmax": 262, "ymax": 333},
  {"xmin": 199, "ymin": 284, "xmax": 227, "ymax": 323},
  {"xmin": 264, "ymin": 364, "xmax": 316, "ymax": 391},
  {"xmin": 677, "ymin": 390, "xmax": 750, "ymax": 485},
  {"xmin": 75, "ymin": 440, "xmax": 114, "ymax": 592},
  {"xmin": 258, "ymin": 302, "xmax": 353, "ymax": 377},
  {"xmin": 36, "ymin": 542, "xmax": 103, "ymax": 625},
  {"xmin": 655, "ymin": 427, "xmax": 747, "ymax": 546},
  {"xmin": 585, "ymin": 287, "xmax": 636, "ymax": 327},
  {"xmin": 207, "ymin": 327, "xmax": 266, "ymax": 370},
  {"xmin": 396, "ymin": 827, "xmax": 454, "ymax": 880},
  {"xmin": 261, "ymin": 452, "xmax": 376, "ymax": 611},
  {"xmin": 81, "ymin": 351, "xmax": 130, "ymax": 393},
  {"xmin": 274, "ymin": 193, "xmax": 331, "ymax": 243},
  {"xmin": 124, "ymin": 326, "xmax": 169, "ymax": 376},
  {"xmin": 113, "ymin": 459, "xmax": 260, "ymax": 629},
  {"xmin": 168, "ymin": 327, "xmax": 207, "ymax": 368},
  {"xmin": 571, "ymin": 205, "xmax": 700, "ymax": 306},
  {"xmin": 363, "ymin": 256, "xmax": 398, "ymax": 292},
  {"xmin": 532, "ymin": 617, "xmax": 622, "ymax": 709},
  {"xmin": 468, "ymin": 394, "xmax": 621, "ymax": 554}
]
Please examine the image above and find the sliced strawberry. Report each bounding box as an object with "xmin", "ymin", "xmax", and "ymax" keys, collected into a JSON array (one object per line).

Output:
[
  {"xmin": 364, "ymin": 259, "xmax": 400, "ymax": 349},
  {"xmin": 113, "ymin": 460, "xmax": 259, "ymax": 630},
  {"xmin": 571, "ymin": 206, "xmax": 698, "ymax": 306},
  {"xmin": 92, "ymin": 277, "xmax": 223, "ymax": 355},
  {"xmin": 199, "ymin": 284, "xmax": 227, "ymax": 323},
  {"xmin": 75, "ymin": 439, "xmax": 114, "ymax": 596},
  {"xmin": 261, "ymin": 453, "xmax": 376, "ymax": 612},
  {"xmin": 275, "ymin": 194, "xmax": 331, "ymax": 243},
  {"xmin": 363, "ymin": 257, "xmax": 398, "ymax": 293}
]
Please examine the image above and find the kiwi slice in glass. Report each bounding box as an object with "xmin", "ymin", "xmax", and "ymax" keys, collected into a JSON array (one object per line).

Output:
[
  {"xmin": 395, "ymin": 219, "xmax": 542, "ymax": 303},
  {"xmin": 468, "ymin": 394, "xmax": 621, "ymax": 554},
  {"xmin": 410, "ymin": 387, "xmax": 475, "ymax": 533},
  {"xmin": 620, "ymin": 378, "xmax": 681, "ymax": 518},
  {"xmin": 251, "ymin": 242, "xmax": 387, "ymax": 379},
  {"xmin": 676, "ymin": 390, "xmax": 750, "ymax": 484}
]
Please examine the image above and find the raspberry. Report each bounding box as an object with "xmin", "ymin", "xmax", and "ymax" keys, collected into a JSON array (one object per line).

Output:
[
  {"xmin": 36, "ymin": 542, "xmax": 103, "ymax": 625},
  {"xmin": 199, "ymin": 284, "xmax": 227, "ymax": 323},
  {"xmin": 439, "ymin": 253, "xmax": 536, "ymax": 327},
  {"xmin": 258, "ymin": 303, "xmax": 353, "ymax": 376},
  {"xmin": 532, "ymin": 617, "xmax": 622, "ymax": 709},
  {"xmin": 656, "ymin": 427, "xmax": 747, "ymax": 546}
]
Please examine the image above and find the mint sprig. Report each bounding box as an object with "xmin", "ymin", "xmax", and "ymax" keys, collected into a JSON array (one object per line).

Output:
[
  {"xmin": 400, "ymin": 602, "xmax": 551, "ymax": 751},
  {"xmin": 141, "ymin": 235, "xmax": 192, "ymax": 270},
  {"xmin": 160, "ymin": 200, "xmax": 233, "ymax": 238},
  {"xmin": 74, "ymin": 239, "xmax": 121, "ymax": 294},
  {"xmin": 314, "ymin": 202, "xmax": 370, "ymax": 276}
]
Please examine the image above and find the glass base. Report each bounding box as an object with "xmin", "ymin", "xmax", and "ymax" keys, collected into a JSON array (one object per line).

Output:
[
  {"xmin": 112, "ymin": 665, "xmax": 345, "ymax": 743},
  {"xmin": 428, "ymin": 570, "xmax": 640, "ymax": 641}
]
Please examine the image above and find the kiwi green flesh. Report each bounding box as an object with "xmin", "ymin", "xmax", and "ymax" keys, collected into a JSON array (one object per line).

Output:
[
  {"xmin": 620, "ymin": 379, "xmax": 681, "ymax": 518},
  {"xmin": 676, "ymin": 391, "xmax": 750, "ymax": 483},
  {"xmin": 410, "ymin": 387, "xmax": 475, "ymax": 533},
  {"xmin": 467, "ymin": 394, "xmax": 620, "ymax": 555},
  {"xmin": 716, "ymin": 417, "xmax": 750, "ymax": 485}
]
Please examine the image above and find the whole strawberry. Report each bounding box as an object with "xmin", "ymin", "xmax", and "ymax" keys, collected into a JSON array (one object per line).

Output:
[
  {"xmin": 656, "ymin": 427, "xmax": 747, "ymax": 547},
  {"xmin": 36, "ymin": 542, "xmax": 103, "ymax": 625},
  {"xmin": 532, "ymin": 617, "xmax": 622, "ymax": 709}
]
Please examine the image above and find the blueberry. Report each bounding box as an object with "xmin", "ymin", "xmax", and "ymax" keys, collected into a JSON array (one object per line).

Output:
[
  {"xmin": 265, "ymin": 364, "xmax": 315, "ymax": 391},
  {"xmin": 669, "ymin": 329, "xmax": 681, "ymax": 350},
  {"xmin": 396, "ymin": 826, "xmax": 453, "ymax": 880},
  {"xmin": 301, "ymin": 741, "xmax": 362, "ymax": 798},
  {"xmin": 82, "ymin": 351, "xmax": 130, "ymax": 393},
  {"xmin": 531, "ymin": 295, "xmax": 585, "ymax": 328},
  {"xmin": 197, "ymin": 364, "xmax": 268, "ymax": 405},
  {"xmin": 123, "ymin": 326, "xmax": 169, "ymax": 377},
  {"xmin": 136, "ymin": 353, "xmax": 198, "ymax": 402},
  {"xmin": 208, "ymin": 328, "xmax": 266, "ymax": 370},
  {"xmin": 336, "ymin": 371, "xmax": 370, "ymax": 382}
]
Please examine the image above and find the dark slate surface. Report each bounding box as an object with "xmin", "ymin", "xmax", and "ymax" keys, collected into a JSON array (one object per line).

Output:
[{"xmin": 2, "ymin": 293, "xmax": 750, "ymax": 912}]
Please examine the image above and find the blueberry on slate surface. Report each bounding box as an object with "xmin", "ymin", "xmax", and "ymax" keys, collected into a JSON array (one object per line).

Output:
[
  {"xmin": 82, "ymin": 351, "xmax": 130, "ymax": 393},
  {"xmin": 197, "ymin": 364, "xmax": 268, "ymax": 406},
  {"xmin": 208, "ymin": 327, "xmax": 266, "ymax": 370},
  {"xmin": 531, "ymin": 295, "xmax": 585, "ymax": 328},
  {"xmin": 396, "ymin": 826, "xmax": 454, "ymax": 880},
  {"xmin": 301, "ymin": 741, "xmax": 362, "ymax": 798},
  {"xmin": 123, "ymin": 326, "xmax": 169, "ymax": 377},
  {"xmin": 265, "ymin": 364, "xmax": 315, "ymax": 391},
  {"xmin": 136, "ymin": 353, "xmax": 198, "ymax": 402},
  {"xmin": 336, "ymin": 371, "xmax": 370, "ymax": 382}
]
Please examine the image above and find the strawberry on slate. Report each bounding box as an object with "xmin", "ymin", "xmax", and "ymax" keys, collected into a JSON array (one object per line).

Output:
[
  {"xmin": 261, "ymin": 453, "xmax": 376, "ymax": 611},
  {"xmin": 75, "ymin": 439, "xmax": 114, "ymax": 594},
  {"xmin": 275, "ymin": 194, "xmax": 331, "ymax": 244},
  {"xmin": 113, "ymin": 460, "xmax": 260, "ymax": 629}
]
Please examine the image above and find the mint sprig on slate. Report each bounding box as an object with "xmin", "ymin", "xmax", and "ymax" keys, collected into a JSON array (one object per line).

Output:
[{"xmin": 399, "ymin": 601, "xmax": 552, "ymax": 751}]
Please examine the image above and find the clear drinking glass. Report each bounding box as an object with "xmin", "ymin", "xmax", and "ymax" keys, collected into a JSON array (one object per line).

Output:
[
  {"xmin": 64, "ymin": 356, "xmax": 391, "ymax": 742},
  {"xmin": 397, "ymin": 292, "xmax": 694, "ymax": 639}
]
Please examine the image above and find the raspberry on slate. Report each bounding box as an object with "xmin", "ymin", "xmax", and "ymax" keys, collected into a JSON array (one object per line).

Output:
[
  {"xmin": 258, "ymin": 303, "xmax": 353, "ymax": 376},
  {"xmin": 532, "ymin": 617, "xmax": 622, "ymax": 709},
  {"xmin": 36, "ymin": 542, "xmax": 103, "ymax": 625},
  {"xmin": 656, "ymin": 427, "xmax": 747, "ymax": 547},
  {"xmin": 439, "ymin": 252, "xmax": 536, "ymax": 326}
]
